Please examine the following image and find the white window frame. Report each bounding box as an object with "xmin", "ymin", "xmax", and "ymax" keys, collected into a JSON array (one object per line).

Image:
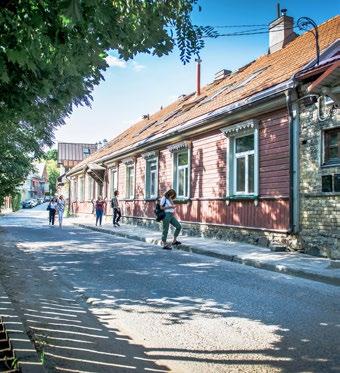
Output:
[
  {"xmin": 233, "ymin": 133, "xmax": 255, "ymax": 195},
  {"xmin": 125, "ymin": 164, "xmax": 135, "ymax": 199},
  {"xmin": 110, "ymin": 168, "xmax": 118, "ymax": 198},
  {"xmin": 222, "ymin": 120, "xmax": 259, "ymax": 198},
  {"xmin": 145, "ymin": 158, "xmax": 158, "ymax": 199},
  {"xmin": 321, "ymin": 126, "xmax": 340, "ymax": 167},
  {"xmin": 173, "ymin": 149, "xmax": 190, "ymax": 199},
  {"xmin": 78, "ymin": 176, "xmax": 85, "ymax": 201},
  {"xmin": 87, "ymin": 175, "xmax": 94, "ymax": 201}
]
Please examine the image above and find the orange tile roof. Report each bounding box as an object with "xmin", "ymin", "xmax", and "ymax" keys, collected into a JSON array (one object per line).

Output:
[{"xmin": 70, "ymin": 15, "xmax": 340, "ymax": 174}]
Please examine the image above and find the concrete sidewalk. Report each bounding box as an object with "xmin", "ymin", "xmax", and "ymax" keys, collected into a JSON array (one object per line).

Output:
[{"xmin": 70, "ymin": 217, "xmax": 340, "ymax": 286}]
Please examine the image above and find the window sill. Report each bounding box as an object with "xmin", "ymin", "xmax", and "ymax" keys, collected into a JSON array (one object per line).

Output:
[
  {"xmin": 174, "ymin": 198, "xmax": 191, "ymax": 204},
  {"xmin": 226, "ymin": 195, "xmax": 258, "ymax": 201},
  {"xmin": 321, "ymin": 163, "xmax": 340, "ymax": 169}
]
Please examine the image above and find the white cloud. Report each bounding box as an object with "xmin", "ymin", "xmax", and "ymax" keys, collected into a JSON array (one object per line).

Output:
[
  {"xmin": 132, "ymin": 61, "xmax": 146, "ymax": 72},
  {"xmin": 105, "ymin": 55, "xmax": 127, "ymax": 68}
]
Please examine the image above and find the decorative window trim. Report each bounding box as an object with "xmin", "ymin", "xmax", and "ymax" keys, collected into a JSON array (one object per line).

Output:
[
  {"xmin": 221, "ymin": 119, "xmax": 259, "ymax": 136},
  {"xmin": 141, "ymin": 150, "xmax": 159, "ymax": 160},
  {"xmin": 121, "ymin": 157, "xmax": 135, "ymax": 165},
  {"xmin": 167, "ymin": 141, "xmax": 191, "ymax": 153},
  {"xmin": 221, "ymin": 119, "xmax": 259, "ymax": 198},
  {"xmin": 144, "ymin": 156, "xmax": 159, "ymax": 200}
]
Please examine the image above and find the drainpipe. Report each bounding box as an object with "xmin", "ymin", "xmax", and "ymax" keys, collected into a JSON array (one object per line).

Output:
[
  {"xmin": 65, "ymin": 174, "xmax": 71, "ymax": 215},
  {"xmin": 285, "ymin": 86, "xmax": 300, "ymax": 234}
]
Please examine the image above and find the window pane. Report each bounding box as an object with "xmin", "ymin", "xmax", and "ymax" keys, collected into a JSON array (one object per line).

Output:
[
  {"xmin": 322, "ymin": 175, "xmax": 333, "ymax": 192},
  {"xmin": 178, "ymin": 168, "xmax": 185, "ymax": 196},
  {"xmin": 236, "ymin": 134, "xmax": 254, "ymax": 153},
  {"xmin": 236, "ymin": 157, "xmax": 245, "ymax": 192},
  {"xmin": 248, "ymin": 154, "xmax": 254, "ymax": 193},
  {"xmin": 150, "ymin": 170, "xmax": 156, "ymax": 196},
  {"xmin": 127, "ymin": 167, "xmax": 134, "ymax": 198},
  {"xmin": 178, "ymin": 152, "xmax": 188, "ymax": 166},
  {"xmin": 334, "ymin": 174, "xmax": 340, "ymax": 192}
]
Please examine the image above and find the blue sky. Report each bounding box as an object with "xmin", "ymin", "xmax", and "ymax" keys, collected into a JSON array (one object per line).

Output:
[{"xmin": 54, "ymin": 0, "xmax": 339, "ymax": 146}]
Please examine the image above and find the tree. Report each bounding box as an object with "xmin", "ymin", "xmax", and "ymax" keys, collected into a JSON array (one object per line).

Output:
[
  {"xmin": 43, "ymin": 149, "xmax": 58, "ymax": 162},
  {"xmin": 0, "ymin": 0, "xmax": 214, "ymax": 205},
  {"xmin": 46, "ymin": 160, "xmax": 59, "ymax": 196}
]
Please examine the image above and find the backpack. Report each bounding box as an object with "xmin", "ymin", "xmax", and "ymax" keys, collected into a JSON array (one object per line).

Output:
[{"xmin": 154, "ymin": 199, "xmax": 166, "ymax": 222}]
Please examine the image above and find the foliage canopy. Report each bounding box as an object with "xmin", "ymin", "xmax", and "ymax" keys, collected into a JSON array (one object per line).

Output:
[{"xmin": 0, "ymin": 0, "xmax": 213, "ymax": 205}]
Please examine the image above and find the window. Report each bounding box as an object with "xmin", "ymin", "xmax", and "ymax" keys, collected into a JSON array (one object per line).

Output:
[
  {"xmin": 72, "ymin": 179, "xmax": 78, "ymax": 200},
  {"xmin": 234, "ymin": 134, "xmax": 255, "ymax": 194},
  {"xmin": 222, "ymin": 120, "xmax": 259, "ymax": 198},
  {"xmin": 145, "ymin": 158, "xmax": 158, "ymax": 199},
  {"xmin": 173, "ymin": 150, "xmax": 190, "ymax": 199},
  {"xmin": 324, "ymin": 128, "xmax": 340, "ymax": 165},
  {"xmin": 125, "ymin": 164, "xmax": 135, "ymax": 199},
  {"xmin": 87, "ymin": 176, "xmax": 94, "ymax": 200},
  {"xmin": 83, "ymin": 148, "xmax": 91, "ymax": 158},
  {"xmin": 322, "ymin": 174, "xmax": 340, "ymax": 193},
  {"xmin": 78, "ymin": 177, "xmax": 85, "ymax": 201},
  {"xmin": 110, "ymin": 169, "xmax": 118, "ymax": 197}
]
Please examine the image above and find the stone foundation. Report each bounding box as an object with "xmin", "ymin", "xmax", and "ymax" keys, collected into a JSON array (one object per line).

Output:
[
  {"xmin": 300, "ymin": 194, "xmax": 340, "ymax": 259},
  {"xmin": 120, "ymin": 215, "xmax": 300, "ymax": 252}
]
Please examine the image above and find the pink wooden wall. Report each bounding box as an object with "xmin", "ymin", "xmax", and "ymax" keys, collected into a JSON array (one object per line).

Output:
[{"xmin": 74, "ymin": 109, "xmax": 290, "ymax": 231}]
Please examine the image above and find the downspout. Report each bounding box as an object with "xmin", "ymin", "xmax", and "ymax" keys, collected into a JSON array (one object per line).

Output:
[
  {"xmin": 65, "ymin": 175, "xmax": 71, "ymax": 215},
  {"xmin": 285, "ymin": 83, "xmax": 300, "ymax": 234}
]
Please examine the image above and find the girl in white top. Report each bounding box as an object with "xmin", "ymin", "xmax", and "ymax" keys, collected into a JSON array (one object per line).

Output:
[
  {"xmin": 160, "ymin": 189, "xmax": 182, "ymax": 250},
  {"xmin": 57, "ymin": 195, "xmax": 65, "ymax": 228}
]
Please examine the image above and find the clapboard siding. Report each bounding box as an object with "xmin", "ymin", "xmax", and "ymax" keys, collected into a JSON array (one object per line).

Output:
[
  {"xmin": 74, "ymin": 108, "xmax": 290, "ymax": 231},
  {"xmin": 259, "ymin": 110, "xmax": 289, "ymax": 196}
]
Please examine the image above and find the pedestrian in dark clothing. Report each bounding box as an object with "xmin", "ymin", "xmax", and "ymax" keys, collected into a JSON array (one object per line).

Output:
[
  {"xmin": 160, "ymin": 189, "xmax": 182, "ymax": 250},
  {"xmin": 111, "ymin": 190, "xmax": 121, "ymax": 227},
  {"xmin": 48, "ymin": 198, "xmax": 57, "ymax": 226},
  {"xmin": 95, "ymin": 196, "xmax": 105, "ymax": 226}
]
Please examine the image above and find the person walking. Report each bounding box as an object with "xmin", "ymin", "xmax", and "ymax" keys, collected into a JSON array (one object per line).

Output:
[
  {"xmin": 160, "ymin": 189, "xmax": 182, "ymax": 250},
  {"xmin": 57, "ymin": 195, "xmax": 65, "ymax": 228},
  {"xmin": 111, "ymin": 190, "xmax": 121, "ymax": 227},
  {"xmin": 95, "ymin": 196, "xmax": 105, "ymax": 226},
  {"xmin": 48, "ymin": 197, "xmax": 57, "ymax": 226}
]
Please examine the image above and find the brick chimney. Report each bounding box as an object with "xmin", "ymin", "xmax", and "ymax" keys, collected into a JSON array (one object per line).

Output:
[{"xmin": 269, "ymin": 8, "xmax": 297, "ymax": 54}]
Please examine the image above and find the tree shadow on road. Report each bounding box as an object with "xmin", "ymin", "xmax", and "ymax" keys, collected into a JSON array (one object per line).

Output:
[{"xmin": 1, "ymin": 219, "xmax": 339, "ymax": 372}]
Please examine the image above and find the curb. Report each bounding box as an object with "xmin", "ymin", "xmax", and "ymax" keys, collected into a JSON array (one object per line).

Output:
[
  {"xmin": 0, "ymin": 283, "xmax": 45, "ymax": 372},
  {"xmin": 74, "ymin": 223, "xmax": 340, "ymax": 287}
]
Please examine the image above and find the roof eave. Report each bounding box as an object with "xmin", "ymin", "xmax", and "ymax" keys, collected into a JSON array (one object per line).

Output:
[{"xmin": 67, "ymin": 80, "xmax": 292, "ymax": 177}]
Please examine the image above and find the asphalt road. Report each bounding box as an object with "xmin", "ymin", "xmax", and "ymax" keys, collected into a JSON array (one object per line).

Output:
[{"xmin": 0, "ymin": 205, "xmax": 339, "ymax": 373}]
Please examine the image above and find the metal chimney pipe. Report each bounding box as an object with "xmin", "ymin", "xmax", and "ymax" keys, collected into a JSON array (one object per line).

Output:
[{"xmin": 195, "ymin": 57, "xmax": 202, "ymax": 96}]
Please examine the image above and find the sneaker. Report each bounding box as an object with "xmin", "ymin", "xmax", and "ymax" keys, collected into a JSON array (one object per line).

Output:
[
  {"xmin": 172, "ymin": 241, "xmax": 182, "ymax": 246},
  {"xmin": 162, "ymin": 245, "xmax": 172, "ymax": 250},
  {"xmin": 116, "ymin": 222, "xmax": 120, "ymax": 227}
]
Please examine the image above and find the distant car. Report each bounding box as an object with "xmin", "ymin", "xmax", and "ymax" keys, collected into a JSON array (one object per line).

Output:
[
  {"xmin": 44, "ymin": 196, "xmax": 52, "ymax": 202},
  {"xmin": 30, "ymin": 199, "xmax": 38, "ymax": 207},
  {"xmin": 22, "ymin": 199, "xmax": 35, "ymax": 208},
  {"xmin": 37, "ymin": 197, "xmax": 44, "ymax": 204}
]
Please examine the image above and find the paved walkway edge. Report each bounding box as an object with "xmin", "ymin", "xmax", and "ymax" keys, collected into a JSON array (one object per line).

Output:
[
  {"xmin": 0, "ymin": 282, "xmax": 45, "ymax": 372},
  {"xmin": 74, "ymin": 223, "xmax": 340, "ymax": 287}
]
